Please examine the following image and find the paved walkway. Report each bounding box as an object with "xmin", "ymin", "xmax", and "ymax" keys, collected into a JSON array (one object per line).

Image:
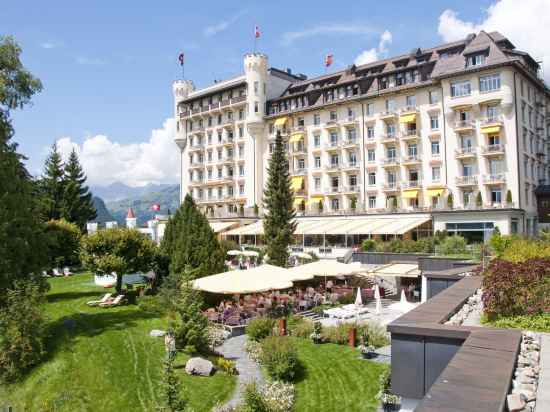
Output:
[
  {"xmin": 217, "ymin": 334, "xmax": 264, "ymax": 408},
  {"xmin": 535, "ymin": 333, "xmax": 550, "ymax": 412}
]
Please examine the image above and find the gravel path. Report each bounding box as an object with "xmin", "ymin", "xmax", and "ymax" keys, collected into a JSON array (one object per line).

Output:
[
  {"xmin": 216, "ymin": 334, "xmax": 264, "ymax": 408},
  {"xmin": 535, "ymin": 333, "xmax": 550, "ymax": 412}
]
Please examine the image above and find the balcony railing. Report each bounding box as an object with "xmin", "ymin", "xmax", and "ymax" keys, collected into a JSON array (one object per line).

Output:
[
  {"xmin": 325, "ymin": 141, "xmax": 340, "ymax": 149},
  {"xmin": 324, "ymin": 186, "xmax": 343, "ymax": 194},
  {"xmin": 380, "ymin": 110, "xmax": 398, "ymax": 118},
  {"xmin": 324, "ymin": 163, "xmax": 341, "ymax": 171},
  {"xmin": 343, "ymin": 185, "xmax": 360, "ymax": 193},
  {"xmin": 481, "ymin": 144, "xmax": 505, "ymax": 154},
  {"xmin": 455, "ymin": 175, "xmax": 478, "ymax": 185},
  {"xmin": 403, "ymin": 154, "xmax": 422, "ymax": 163},
  {"xmin": 401, "ymin": 105, "xmax": 417, "ymax": 113},
  {"xmin": 342, "ymin": 162, "xmax": 359, "ymax": 170},
  {"xmin": 380, "ymin": 134, "xmax": 398, "ymax": 143},
  {"xmin": 292, "ymin": 168, "xmax": 307, "ymax": 176},
  {"xmin": 480, "ymin": 115, "xmax": 503, "ymax": 126},
  {"xmin": 342, "ymin": 138, "xmax": 359, "ymax": 146},
  {"xmin": 483, "ymin": 174, "xmax": 506, "ymax": 184},
  {"xmin": 382, "ymin": 183, "xmax": 400, "ymax": 191},
  {"xmin": 382, "ymin": 157, "xmax": 400, "ymax": 166},
  {"xmin": 455, "ymin": 146, "xmax": 477, "ymax": 156},
  {"xmin": 453, "ymin": 120, "xmax": 475, "ymax": 129},
  {"xmin": 401, "ymin": 180, "xmax": 422, "ymax": 189},
  {"xmin": 325, "ymin": 120, "xmax": 339, "ymax": 128}
]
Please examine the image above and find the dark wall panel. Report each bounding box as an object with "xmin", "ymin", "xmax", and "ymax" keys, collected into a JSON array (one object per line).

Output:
[
  {"xmin": 427, "ymin": 279, "xmax": 450, "ymax": 299},
  {"xmin": 424, "ymin": 337, "xmax": 462, "ymax": 392},
  {"xmin": 391, "ymin": 333, "xmax": 425, "ymax": 399}
]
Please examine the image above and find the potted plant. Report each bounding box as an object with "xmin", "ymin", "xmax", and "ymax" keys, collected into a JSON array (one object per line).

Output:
[
  {"xmin": 476, "ymin": 192, "xmax": 483, "ymax": 207},
  {"xmin": 358, "ymin": 334, "xmax": 375, "ymax": 359},
  {"xmin": 506, "ymin": 190, "xmax": 513, "ymax": 205},
  {"xmin": 310, "ymin": 321, "xmax": 323, "ymax": 344},
  {"xmin": 377, "ymin": 369, "xmax": 401, "ymax": 412},
  {"xmin": 318, "ymin": 200, "xmax": 323, "ymax": 213},
  {"xmin": 447, "ymin": 193, "xmax": 453, "ymax": 209},
  {"xmin": 350, "ymin": 197, "xmax": 357, "ymax": 211},
  {"xmin": 253, "ymin": 204, "xmax": 259, "ymax": 216},
  {"xmin": 239, "ymin": 204, "xmax": 244, "ymax": 217}
]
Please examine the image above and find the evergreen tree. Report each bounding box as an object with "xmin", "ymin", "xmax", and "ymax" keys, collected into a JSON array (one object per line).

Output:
[
  {"xmin": 263, "ymin": 131, "xmax": 296, "ymax": 267},
  {"xmin": 0, "ymin": 35, "xmax": 48, "ymax": 307},
  {"xmin": 161, "ymin": 194, "xmax": 225, "ymax": 278},
  {"xmin": 40, "ymin": 143, "xmax": 65, "ymax": 221},
  {"xmin": 173, "ymin": 274, "xmax": 208, "ymax": 353},
  {"xmin": 160, "ymin": 357, "xmax": 188, "ymax": 412},
  {"xmin": 62, "ymin": 149, "xmax": 96, "ymax": 230}
]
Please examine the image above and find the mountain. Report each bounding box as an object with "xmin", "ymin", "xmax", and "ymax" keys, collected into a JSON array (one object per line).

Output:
[
  {"xmin": 91, "ymin": 182, "xmax": 178, "ymax": 202},
  {"xmin": 92, "ymin": 196, "xmax": 115, "ymax": 223},
  {"xmin": 103, "ymin": 184, "xmax": 180, "ymax": 226}
]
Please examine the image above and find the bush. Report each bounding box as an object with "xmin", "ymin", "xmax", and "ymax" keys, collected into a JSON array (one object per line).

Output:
[
  {"xmin": 216, "ymin": 357, "xmax": 238, "ymax": 375},
  {"xmin": 241, "ymin": 383, "xmax": 269, "ymax": 412},
  {"xmin": 499, "ymin": 239, "xmax": 550, "ymax": 263},
  {"xmin": 219, "ymin": 239, "xmax": 239, "ymax": 256},
  {"xmin": 482, "ymin": 313, "xmax": 550, "ymax": 333},
  {"xmin": 245, "ymin": 339, "xmax": 263, "ymax": 363},
  {"xmin": 321, "ymin": 322, "xmax": 390, "ymax": 348},
  {"xmin": 364, "ymin": 322, "xmax": 391, "ymax": 348},
  {"xmin": 287, "ymin": 316, "xmax": 313, "ymax": 338},
  {"xmin": 260, "ymin": 336, "xmax": 299, "ymax": 382},
  {"xmin": 482, "ymin": 258, "xmax": 550, "ymax": 318},
  {"xmin": 438, "ymin": 235, "xmax": 467, "ymax": 255},
  {"xmin": 0, "ymin": 282, "xmax": 47, "ymax": 383},
  {"xmin": 262, "ymin": 381, "xmax": 295, "ymax": 412},
  {"xmin": 246, "ymin": 318, "xmax": 275, "ymax": 342},
  {"xmin": 45, "ymin": 219, "xmax": 82, "ymax": 268},
  {"xmin": 488, "ymin": 233, "xmax": 519, "ymax": 257},
  {"xmin": 336, "ymin": 293, "xmax": 354, "ymax": 305},
  {"xmin": 361, "ymin": 239, "xmax": 376, "ymax": 252}
]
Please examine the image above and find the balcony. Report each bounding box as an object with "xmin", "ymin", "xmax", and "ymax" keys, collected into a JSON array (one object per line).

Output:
[
  {"xmin": 455, "ymin": 147, "xmax": 477, "ymax": 158},
  {"xmin": 324, "ymin": 120, "xmax": 340, "ymax": 129},
  {"xmin": 189, "ymin": 143, "xmax": 205, "ymax": 152},
  {"xmin": 324, "ymin": 141, "xmax": 341, "ymax": 151},
  {"xmin": 401, "ymin": 180, "xmax": 422, "ymax": 189},
  {"xmin": 222, "ymin": 156, "xmax": 235, "ymax": 164},
  {"xmin": 339, "ymin": 116, "xmax": 358, "ymax": 126},
  {"xmin": 365, "ymin": 160, "xmax": 377, "ymax": 169},
  {"xmin": 453, "ymin": 120, "xmax": 475, "ymax": 132},
  {"xmin": 382, "ymin": 183, "xmax": 400, "ymax": 192},
  {"xmin": 341, "ymin": 162, "xmax": 360, "ymax": 171},
  {"xmin": 400, "ymin": 106, "xmax": 418, "ymax": 115},
  {"xmin": 482, "ymin": 174, "xmax": 506, "ymax": 185},
  {"xmin": 188, "ymin": 179, "xmax": 204, "ymax": 186},
  {"xmin": 480, "ymin": 115, "xmax": 504, "ymax": 127},
  {"xmin": 180, "ymin": 96, "xmax": 247, "ymax": 119},
  {"xmin": 380, "ymin": 134, "xmax": 398, "ymax": 144},
  {"xmin": 381, "ymin": 157, "xmax": 400, "ymax": 167},
  {"xmin": 380, "ymin": 111, "xmax": 398, "ymax": 120},
  {"xmin": 290, "ymin": 144, "xmax": 307, "ymax": 155},
  {"xmin": 401, "ymin": 130, "xmax": 419, "ymax": 141},
  {"xmin": 291, "ymin": 168, "xmax": 308, "ymax": 176},
  {"xmin": 481, "ymin": 144, "xmax": 505, "ymax": 156},
  {"xmin": 342, "ymin": 185, "xmax": 360, "ymax": 193},
  {"xmin": 324, "ymin": 163, "xmax": 341, "ymax": 172},
  {"xmin": 324, "ymin": 186, "xmax": 343, "ymax": 195},
  {"xmin": 205, "ymin": 176, "xmax": 234, "ymax": 185},
  {"xmin": 402, "ymin": 155, "xmax": 422, "ymax": 165},
  {"xmin": 342, "ymin": 138, "xmax": 359, "ymax": 148},
  {"xmin": 455, "ymin": 175, "xmax": 478, "ymax": 186},
  {"xmin": 189, "ymin": 161, "xmax": 205, "ymax": 169},
  {"xmin": 221, "ymin": 138, "xmax": 235, "ymax": 146}
]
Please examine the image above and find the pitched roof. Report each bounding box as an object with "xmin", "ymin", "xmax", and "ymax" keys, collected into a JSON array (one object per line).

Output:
[{"xmin": 126, "ymin": 208, "xmax": 136, "ymax": 219}]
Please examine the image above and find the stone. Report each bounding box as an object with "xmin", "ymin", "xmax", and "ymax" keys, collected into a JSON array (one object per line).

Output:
[
  {"xmin": 507, "ymin": 393, "xmax": 526, "ymax": 411},
  {"xmin": 185, "ymin": 357, "xmax": 214, "ymax": 376},
  {"xmin": 149, "ymin": 329, "xmax": 166, "ymax": 337},
  {"xmin": 519, "ymin": 383, "xmax": 536, "ymax": 393}
]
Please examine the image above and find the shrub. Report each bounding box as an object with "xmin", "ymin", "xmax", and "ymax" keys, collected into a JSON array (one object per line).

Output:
[
  {"xmin": 246, "ymin": 318, "xmax": 275, "ymax": 342},
  {"xmin": 242, "ymin": 383, "xmax": 269, "ymax": 412},
  {"xmin": 260, "ymin": 336, "xmax": 299, "ymax": 382},
  {"xmin": 245, "ymin": 339, "xmax": 263, "ymax": 363},
  {"xmin": 362, "ymin": 239, "xmax": 376, "ymax": 252},
  {"xmin": 500, "ymin": 239, "xmax": 550, "ymax": 263},
  {"xmin": 207, "ymin": 325, "xmax": 230, "ymax": 348},
  {"xmin": 488, "ymin": 233, "xmax": 518, "ymax": 257},
  {"xmin": 216, "ymin": 357, "xmax": 238, "ymax": 375},
  {"xmin": 482, "ymin": 313, "xmax": 550, "ymax": 333},
  {"xmin": 337, "ymin": 293, "xmax": 354, "ymax": 304},
  {"xmin": 438, "ymin": 235, "xmax": 467, "ymax": 255},
  {"xmin": 219, "ymin": 239, "xmax": 239, "ymax": 256},
  {"xmin": 287, "ymin": 316, "xmax": 313, "ymax": 338},
  {"xmin": 262, "ymin": 381, "xmax": 295, "ymax": 412},
  {"xmin": 45, "ymin": 219, "xmax": 82, "ymax": 268},
  {"xmin": 173, "ymin": 277, "xmax": 209, "ymax": 354},
  {"xmin": 482, "ymin": 258, "xmax": 550, "ymax": 318},
  {"xmin": 0, "ymin": 282, "xmax": 47, "ymax": 383},
  {"xmin": 364, "ymin": 322, "xmax": 391, "ymax": 348},
  {"xmin": 447, "ymin": 193, "xmax": 453, "ymax": 208},
  {"xmin": 321, "ymin": 322, "xmax": 390, "ymax": 348}
]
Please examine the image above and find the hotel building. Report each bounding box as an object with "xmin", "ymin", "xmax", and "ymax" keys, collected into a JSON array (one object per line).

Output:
[{"xmin": 173, "ymin": 31, "xmax": 550, "ymax": 243}]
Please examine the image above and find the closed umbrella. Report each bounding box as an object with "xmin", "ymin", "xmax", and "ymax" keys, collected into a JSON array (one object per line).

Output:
[
  {"xmin": 374, "ymin": 284, "xmax": 381, "ymax": 315},
  {"xmin": 354, "ymin": 287, "xmax": 363, "ymax": 307}
]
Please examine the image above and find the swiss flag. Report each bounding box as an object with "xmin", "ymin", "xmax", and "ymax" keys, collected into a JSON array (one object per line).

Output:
[
  {"xmin": 151, "ymin": 203, "xmax": 161, "ymax": 212},
  {"xmin": 325, "ymin": 54, "xmax": 333, "ymax": 67},
  {"xmin": 255, "ymin": 25, "xmax": 261, "ymax": 39}
]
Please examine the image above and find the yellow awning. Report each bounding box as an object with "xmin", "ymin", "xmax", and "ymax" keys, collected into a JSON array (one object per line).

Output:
[
  {"xmin": 427, "ymin": 188, "xmax": 445, "ymax": 197},
  {"xmin": 307, "ymin": 196, "xmax": 324, "ymax": 205},
  {"xmin": 402, "ymin": 189, "xmax": 419, "ymax": 199},
  {"xmin": 289, "ymin": 132, "xmax": 304, "ymax": 143},
  {"xmin": 291, "ymin": 176, "xmax": 304, "ymax": 191},
  {"xmin": 481, "ymin": 125, "xmax": 501, "ymax": 134},
  {"xmin": 274, "ymin": 117, "xmax": 288, "ymax": 127},
  {"xmin": 399, "ymin": 113, "xmax": 417, "ymax": 124}
]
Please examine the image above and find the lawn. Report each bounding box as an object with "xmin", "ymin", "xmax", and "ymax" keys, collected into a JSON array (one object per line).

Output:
[
  {"xmin": 291, "ymin": 338, "xmax": 388, "ymax": 412},
  {"xmin": 0, "ymin": 273, "xmax": 236, "ymax": 412}
]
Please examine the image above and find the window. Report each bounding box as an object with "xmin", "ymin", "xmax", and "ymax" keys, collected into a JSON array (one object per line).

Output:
[
  {"xmin": 367, "ymin": 103, "xmax": 374, "ymax": 116},
  {"xmin": 385, "ymin": 99, "xmax": 396, "ymax": 112},
  {"xmin": 387, "ymin": 171, "xmax": 396, "ymax": 185},
  {"xmin": 217, "ymin": 187, "xmax": 223, "ymax": 198},
  {"xmin": 254, "ymin": 101, "xmax": 259, "ymax": 113},
  {"xmin": 368, "ymin": 196, "xmax": 377, "ymax": 208},
  {"xmin": 462, "ymin": 163, "xmax": 473, "ymax": 176},
  {"xmin": 387, "ymin": 123, "xmax": 396, "ymax": 137},
  {"xmin": 314, "ymin": 177, "xmax": 321, "ymax": 189},
  {"xmin": 451, "ymin": 80, "xmax": 471, "ymax": 97},
  {"xmin": 368, "ymin": 172, "xmax": 376, "ymax": 186},
  {"xmin": 408, "ymin": 143, "xmax": 418, "ymax": 157},
  {"xmin": 467, "ymin": 54, "xmax": 486, "ymax": 67},
  {"xmin": 239, "ymin": 126, "xmax": 244, "ymax": 138},
  {"xmin": 217, "ymin": 168, "xmax": 222, "ymax": 178},
  {"xmin": 432, "ymin": 166, "xmax": 441, "ymax": 181},
  {"xmin": 313, "ymin": 114, "xmax": 321, "ymax": 125},
  {"xmin": 367, "ymin": 126, "xmax": 375, "ymax": 139},
  {"xmin": 298, "ymin": 158, "xmax": 305, "ymax": 170},
  {"xmin": 239, "ymin": 109, "xmax": 244, "ymax": 120},
  {"xmin": 387, "ymin": 146, "xmax": 396, "ymax": 159},
  {"xmin": 367, "ymin": 149, "xmax": 376, "ymax": 162},
  {"xmin": 491, "ymin": 189, "xmax": 502, "ymax": 204},
  {"xmin": 227, "ymin": 186, "xmax": 234, "ymax": 197},
  {"xmin": 431, "ymin": 140, "xmax": 440, "ymax": 155},
  {"xmin": 314, "ymin": 156, "xmax": 321, "ymax": 168},
  {"xmin": 297, "ymin": 117, "xmax": 305, "ymax": 127},
  {"xmin": 349, "ymin": 175, "xmax": 357, "ymax": 187},
  {"xmin": 430, "ymin": 115, "xmax": 439, "ymax": 130},
  {"xmin": 479, "ymin": 74, "xmax": 501, "ymax": 93},
  {"xmin": 253, "ymin": 81, "xmax": 259, "ymax": 95},
  {"xmin": 208, "ymin": 169, "xmax": 212, "ymax": 179},
  {"xmin": 347, "ymin": 128, "xmax": 357, "ymax": 142},
  {"xmin": 239, "ymin": 184, "xmax": 245, "ymax": 195},
  {"xmin": 489, "ymin": 159, "xmax": 502, "ymax": 175},
  {"xmin": 463, "ymin": 191, "xmax": 473, "ymax": 206},
  {"xmin": 330, "ymin": 111, "xmax": 337, "ymax": 121},
  {"xmin": 406, "ymin": 95, "xmax": 416, "ymax": 108},
  {"xmin": 330, "ymin": 131, "xmax": 338, "ymax": 145},
  {"xmin": 314, "ymin": 134, "xmax": 320, "ymax": 147},
  {"xmin": 347, "ymin": 107, "xmax": 354, "ymax": 118},
  {"xmin": 486, "ymin": 105, "xmax": 499, "ymax": 121},
  {"xmin": 239, "ymin": 165, "xmax": 244, "ymax": 176},
  {"xmin": 348, "ymin": 152, "xmax": 357, "ymax": 166},
  {"xmin": 429, "ymin": 90, "xmax": 440, "ymax": 104},
  {"xmin": 331, "ymin": 198, "xmax": 339, "ymax": 210},
  {"xmin": 330, "ymin": 154, "xmax": 339, "ymax": 166}
]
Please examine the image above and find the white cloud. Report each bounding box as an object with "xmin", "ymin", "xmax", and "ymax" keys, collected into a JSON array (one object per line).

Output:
[
  {"xmin": 282, "ymin": 23, "xmax": 377, "ymax": 46},
  {"xmin": 438, "ymin": 0, "xmax": 550, "ymax": 82},
  {"xmin": 41, "ymin": 41, "xmax": 61, "ymax": 49},
  {"xmin": 204, "ymin": 10, "xmax": 247, "ymax": 37},
  {"xmin": 55, "ymin": 118, "xmax": 179, "ymax": 187},
  {"xmin": 75, "ymin": 56, "xmax": 107, "ymax": 66},
  {"xmin": 354, "ymin": 30, "xmax": 393, "ymax": 66}
]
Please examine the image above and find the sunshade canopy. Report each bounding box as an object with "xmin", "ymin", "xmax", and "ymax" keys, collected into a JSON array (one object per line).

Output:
[
  {"xmin": 210, "ymin": 221, "xmax": 238, "ymax": 233},
  {"xmin": 289, "ymin": 260, "xmax": 362, "ymax": 277},
  {"xmin": 370, "ymin": 263, "xmax": 420, "ymax": 278}
]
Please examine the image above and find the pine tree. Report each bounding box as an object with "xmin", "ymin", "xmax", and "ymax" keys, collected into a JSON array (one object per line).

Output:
[
  {"xmin": 62, "ymin": 149, "xmax": 96, "ymax": 230},
  {"xmin": 263, "ymin": 130, "xmax": 296, "ymax": 267},
  {"xmin": 174, "ymin": 274, "xmax": 208, "ymax": 353},
  {"xmin": 161, "ymin": 194, "xmax": 225, "ymax": 278},
  {"xmin": 161, "ymin": 357, "xmax": 188, "ymax": 412},
  {"xmin": 40, "ymin": 143, "xmax": 65, "ymax": 221},
  {"xmin": 0, "ymin": 35, "xmax": 48, "ymax": 307}
]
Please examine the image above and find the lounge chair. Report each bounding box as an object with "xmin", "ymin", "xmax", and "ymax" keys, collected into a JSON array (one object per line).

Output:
[
  {"xmin": 87, "ymin": 293, "xmax": 113, "ymax": 306},
  {"xmin": 42, "ymin": 270, "xmax": 50, "ymax": 278},
  {"xmin": 52, "ymin": 268, "xmax": 63, "ymax": 277},
  {"xmin": 63, "ymin": 267, "xmax": 73, "ymax": 276},
  {"xmin": 99, "ymin": 294, "xmax": 125, "ymax": 308}
]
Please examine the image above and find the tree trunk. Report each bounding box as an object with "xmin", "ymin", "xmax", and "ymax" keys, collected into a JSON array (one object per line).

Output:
[{"xmin": 116, "ymin": 273, "xmax": 123, "ymax": 295}]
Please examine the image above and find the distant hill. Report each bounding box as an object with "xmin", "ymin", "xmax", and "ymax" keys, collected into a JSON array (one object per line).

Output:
[
  {"xmin": 91, "ymin": 182, "xmax": 178, "ymax": 202},
  {"xmin": 92, "ymin": 196, "xmax": 115, "ymax": 224}
]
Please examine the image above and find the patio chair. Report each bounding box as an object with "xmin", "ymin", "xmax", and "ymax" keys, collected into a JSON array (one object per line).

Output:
[
  {"xmin": 224, "ymin": 314, "xmax": 241, "ymax": 326},
  {"xmin": 99, "ymin": 294, "xmax": 125, "ymax": 308},
  {"xmin": 87, "ymin": 293, "xmax": 113, "ymax": 306},
  {"xmin": 63, "ymin": 267, "xmax": 73, "ymax": 276},
  {"xmin": 42, "ymin": 270, "xmax": 50, "ymax": 278},
  {"xmin": 52, "ymin": 268, "xmax": 63, "ymax": 277}
]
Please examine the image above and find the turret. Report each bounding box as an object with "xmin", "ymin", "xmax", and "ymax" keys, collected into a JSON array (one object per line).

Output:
[
  {"xmin": 126, "ymin": 207, "xmax": 137, "ymax": 229},
  {"xmin": 172, "ymin": 80, "xmax": 195, "ymax": 149},
  {"xmin": 243, "ymin": 53, "xmax": 268, "ymax": 124}
]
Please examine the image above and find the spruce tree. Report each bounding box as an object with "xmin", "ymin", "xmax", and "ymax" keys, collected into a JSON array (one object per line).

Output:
[
  {"xmin": 62, "ymin": 149, "xmax": 96, "ymax": 230},
  {"xmin": 263, "ymin": 130, "xmax": 296, "ymax": 267},
  {"xmin": 174, "ymin": 274, "xmax": 208, "ymax": 353},
  {"xmin": 161, "ymin": 194, "xmax": 225, "ymax": 278},
  {"xmin": 161, "ymin": 357, "xmax": 188, "ymax": 412},
  {"xmin": 41, "ymin": 143, "xmax": 65, "ymax": 221},
  {"xmin": 0, "ymin": 35, "xmax": 48, "ymax": 306}
]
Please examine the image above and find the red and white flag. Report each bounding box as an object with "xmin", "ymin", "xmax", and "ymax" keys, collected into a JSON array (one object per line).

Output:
[
  {"xmin": 178, "ymin": 52, "xmax": 184, "ymax": 66},
  {"xmin": 151, "ymin": 203, "xmax": 161, "ymax": 212},
  {"xmin": 254, "ymin": 25, "xmax": 261, "ymax": 39},
  {"xmin": 325, "ymin": 54, "xmax": 333, "ymax": 67}
]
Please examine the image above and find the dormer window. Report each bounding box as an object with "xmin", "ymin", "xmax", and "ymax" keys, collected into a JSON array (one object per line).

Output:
[{"xmin": 467, "ymin": 54, "xmax": 486, "ymax": 67}]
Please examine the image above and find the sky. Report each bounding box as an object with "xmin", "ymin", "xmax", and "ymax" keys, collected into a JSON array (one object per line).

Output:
[{"xmin": 2, "ymin": 0, "xmax": 550, "ymax": 187}]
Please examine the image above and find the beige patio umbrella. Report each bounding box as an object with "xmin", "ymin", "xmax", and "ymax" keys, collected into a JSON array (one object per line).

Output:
[
  {"xmin": 289, "ymin": 260, "xmax": 362, "ymax": 277},
  {"xmin": 193, "ymin": 264, "xmax": 295, "ymax": 294}
]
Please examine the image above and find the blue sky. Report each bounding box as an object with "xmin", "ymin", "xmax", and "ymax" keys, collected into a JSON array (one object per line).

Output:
[{"xmin": 3, "ymin": 0, "xmax": 542, "ymax": 185}]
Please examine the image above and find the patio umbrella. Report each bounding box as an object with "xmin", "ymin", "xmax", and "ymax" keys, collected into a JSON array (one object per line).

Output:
[
  {"xmin": 374, "ymin": 284, "xmax": 381, "ymax": 315},
  {"xmin": 241, "ymin": 250, "xmax": 259, "ymax": 257},
  {"xmin": 388, "ymin": 290, "xmax": 417, "ymax": 313},
  {"xmin": 291, "ymin": 252, "xmax": 313, "ymax": 260},
  {"xmin": 227, "ymin": 250, "xmax": 242, "ymax": 256},
  {"xmin": 354, "ymin": 287, "xmax": 363, "ymax": 307}
]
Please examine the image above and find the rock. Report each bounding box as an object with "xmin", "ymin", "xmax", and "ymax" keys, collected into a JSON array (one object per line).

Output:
[
  {"xmin": 149, "ymin": 329, "xmax": 166, "ymax": 337},
  {"xmin": 185, "ymin": 357, "xmax": 214, "ymax": 376},
  {"xmin": 513, "ymin": 389, "xmax": 536, "ymax": 402},
  {"xmin": 507, "ymin": 393, "xmax": 525, "ymax": 411},
  {"xmin": 519, "ymin": 383, "xmax": 536, "ymax": 393}
]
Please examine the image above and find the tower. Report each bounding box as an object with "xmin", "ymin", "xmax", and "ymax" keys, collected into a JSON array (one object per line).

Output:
[{"xmin": 126, "ymin": 207, "xmax": 137, "ymax": 229}]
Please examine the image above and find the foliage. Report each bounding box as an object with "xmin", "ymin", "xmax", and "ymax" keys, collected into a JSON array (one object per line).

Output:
[
  {"xmin": 488, "ymin": 232, "xmax": 518, "ymax": 257},
  {"xmin": 259, "ymin": 337, "xmax": 299, "ymax": 382},
  {"xmin": 482, "ymin": 313, "xmax": 550, "ymax": 333},
  {"xmin": 207, "ymin": 325, "xmax": 229, "ymax": 348},
  {"xmin": 506, "ymin": 190, "xmax": 513, "ymax": 204},
  {"xmin": 287, "ymin": 317, "xmax": 314, "ymax": 339},
  {"xmin": 241, "ymin": 383, "xmax": 270, "ymax": 412},
  {"xmin": 246, "ymin": 317, "xmax": 275, "ymax": 342},
  {"xmin": 80, "ymin": 227, "xmax": 158, "ymax": 293},
  {"xmin": 482, "ymin": 258, "xmax": 550, "ymax": 318},
  {"xmin": 160, "ymin": 357, "xmax": 188, "ymax": 412},
  {"xmin": 0, "ymin": 282, "xmax": 47, "ymax": 383},
  {"xmin": 361, "ymin": 239, "xmax": 376, "ymax": 252},
  {"xmin": 321, "ymin": 323, "xmax": 389, "ymax": 348},
  {"xmin": 363, "ymin": 323, "xmax": 390, "ymax": 349},
  {"xmin": 173, "ymin": 277, "xmax": 209, "ymax": 354},
  {"xmin": 374, "ymin": 237, "xmax": 436, "ymax": 254},
  {"xmin": 219, "ymin": 239, "xmax": 239, "ymax": 256},
  {"xmin": 45, "ymin": 219, "xmax": 82, "ymax": 268},
  {"xmin": 61, "ymin": 149, "xmax": 96, "ymax": 231},
  {"xmin": 263, "ymin": 131, "xmax": 296, "ymax": 267},
  {"xmin": 0, "ymin": 35, "xmax": 48, "ymax": 308},
  {"xmin": 476, "ymin": 192, "xmax": 483, "ymax": 207},
  {"xmin": 216, "ymin": 357, "xmax": 237, "ymax": 375},
  {"xmin": 309, "ymin": 321, "xmax": 322, "ymax": 343},
  {"xmin": 262, "ymin": 380, "xmax": 295, "ymax": 412},
  {"xmin": 244, "ymin": 339, "xmax": 263, "ymax": 363},
  {"xmin": 39, "ymin": 144, "xmax": 65, "ymax": 221},
  {"xmin": 376, "ymin": 368, "xmax": 400, "ymax": 405},
  {"xmin": 447, "ymin": 193, "xmax": 453, "ymax": 209},
  {"xmin": 438, "ymin": 235, "xmax": 467, "ymax": 256},
  {"xmin": 161, "ymin": 194, "xmax": 225, "ymax": 278},
  {"xmin": 499, "ymin": 239, "xmax": 550, "ymax": 263},
  {"xmin": 336, "ymin": 293, "xmax": 355, "ymax": 305}
]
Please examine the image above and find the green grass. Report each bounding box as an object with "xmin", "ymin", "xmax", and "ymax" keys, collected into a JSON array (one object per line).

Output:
[
  {"xmin": 291, "ymin": 338, "xmax": 387, "ymax": 412},
  {"xmin": 0, "ymin": 273, "xmax": 236, "ymax": 412},
  {"xmin": 482, "ymin": 313, "xmax": 550, "ymax": 333}
]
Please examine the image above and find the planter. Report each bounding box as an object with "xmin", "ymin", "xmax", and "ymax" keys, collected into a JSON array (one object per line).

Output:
[
  {"xmin": 382, "ymin": 403, "xmax": 400, "ymax": 412},
  {"xmin": 348, "ymin": 327, "xmax": 357, "ymax": 347},
  {"xmin": 361, "ymin": 351, "xmax": 375, "ymax": 359},
  {"xmin": 278, "ymin": 318, "xmax": 287, "ymax": 336}
]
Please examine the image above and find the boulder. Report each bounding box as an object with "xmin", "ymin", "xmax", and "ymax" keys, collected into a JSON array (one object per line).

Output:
[
  {"xmin": 185, "ymin": 357, "xmax": 214, "ymax": 376},
  {"xmin": 507, "ymin": 393, "xmax": 525, "ymax": 411},
  {"xmin": 149, "ymin": 329, "xmax": 166, "ymax": 337}
]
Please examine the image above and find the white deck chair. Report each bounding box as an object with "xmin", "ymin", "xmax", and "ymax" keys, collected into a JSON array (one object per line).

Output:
[
  {"xmin": 87, "ymin": 293, "xmax": 113, "ymax": 306},
  {"xmin": 63, "ymin": 267, "xmax": 73, "ymax": 276},
  {"xmin": 52, "ymin": 268, "xmax": 63, "ymax": 277},
  {"xmin": 99, "ymin": 295, "xmax": 125, "ymax": 308}
]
